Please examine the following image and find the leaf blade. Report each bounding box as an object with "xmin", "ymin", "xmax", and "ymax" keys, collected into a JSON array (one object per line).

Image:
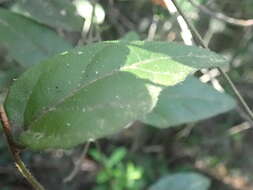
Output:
[
  {"xmin": 20, "ymin": 72, "xmax": 156, "ymax": 149},
  {"xmin": 11, "ymin": 0, "xmax": 83, "ymax": 31},
  {"xmin": 0, "ymin": 8, "xmax": 72, "ymax": 67},
  {"xmin": 149, "ymin": 172, "xmax": 210, "ymax": 190},
  {"xmin": 4, "ymin": 41, "xmax": 229, "ymax": 149},
  {"xmin": 141, "ymin": 76, "xmax": 236, "ymax": 128}
]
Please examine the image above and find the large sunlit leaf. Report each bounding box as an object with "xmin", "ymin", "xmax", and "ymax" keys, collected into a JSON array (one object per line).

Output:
[
  {"xmin": 0, "ymin": 9, "xmax": 72, "ymax": 67},
  {"xmin": 11, "ymin": 0, "xmax": 83, "ymax": 31},
  {"xmin": 141, "ymin": 76, "xmax": 236, "ymax": 128},
  {"xmin": 5, "ymin": 41, "xmax": 228, "ymax": 150},
  {"xmin": 149, "ymin": 172, "xmax": 210, "ymax": 190}
]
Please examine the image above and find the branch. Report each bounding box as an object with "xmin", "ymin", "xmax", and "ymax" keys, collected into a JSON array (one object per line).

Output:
[
  {"xmin": 188, "ymin": 0, "xmax": 253, "ymax": 27},
  {"xmin": 63, "ymin": 141, "xmax": 91, "ymax": 183},
  {"xmin": 163, "ymin": 0, "xmax": 194, "ymax": 45},
  {"xmin": 0, "ymin": 105, "xmax": 45, "ymax": 190},
  {"xmin": 168, "ymin": 0, "xmax": 253, "ymax": 122}
]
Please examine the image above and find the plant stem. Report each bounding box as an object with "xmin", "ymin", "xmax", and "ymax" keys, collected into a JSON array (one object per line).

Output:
[
  {"xmin": 0, "ymin": 105, "xmax": 45, "ymax": 190},
  {"xmin": 170, "ymin": 0, "xmax": 253, "ymax": 121},
  {"xmin": 188, "ymin": 0, "xmax": 253, "ymax": 27},
  {"xmin": 63, "ymin": 141, "xmax": 91, "ymax": 183}
]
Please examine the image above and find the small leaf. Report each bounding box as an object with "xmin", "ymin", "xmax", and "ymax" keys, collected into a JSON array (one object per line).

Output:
[
  {"xmin": 90, "ymin": 149, "xmax": 107, "ymax": 163},
  {"xmin": 5, "ymin": 41, "xmax": 228, "ymax": 149},
  {"xmin": 141, "ymin": 76, "xmax": 236, "ymax": 128},
  {"xmin": 107, "ymin": 148, "xmax": 127, "ymax": 168},
  {"xmin": 149, "ymin": 172, "xmax": 210, "ymax": 190},
  {"xmin": 0, "ymin": 9, "xmax": 72, "ymax": 67},
  {"xmin": 11, "ymin": 0, "xmax": 83, "ymax": 31}
]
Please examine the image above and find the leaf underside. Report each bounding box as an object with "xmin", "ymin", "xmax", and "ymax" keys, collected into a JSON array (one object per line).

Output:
[
  {"xmin": 11, "ymin": 0, "xmax": 83, "ymax": 31},
  {"xmin": 149, "ymin": 172, "xmax": 210, "ymax": 190},
  {"xmin": 141, "ymin": 76, "xmax": 236, "ymax": 128},
  {"xmin": 0, "ymin": 8, "xmax": 72, "ymax": 67},
  {"xmin": 5, "ymin": 40, "xmax": 229, "ymax": 150}
]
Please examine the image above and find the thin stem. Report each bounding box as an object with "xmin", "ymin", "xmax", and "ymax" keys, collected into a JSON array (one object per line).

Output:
[
  {"xmin": 63, "ymin": 141, "xmax": 91, "ymax": 183},
  {"xmin": 0, "ymin": 105, "xmax": 45, "ymax": 190},
  {"xmin": 169, "ymin": 0, "xmax": 206, "ymax": 47},
  {"xmin": 170, "ymin": 0, "xmax": 253, "ymax": 122},
  {"xmin": 188, "ymin": 0, "xmax": 253, "ymax": 27},
  {"xmin": 163, "ymin": 0, "xmax": 194, "ymax": 45},
  {"xmin": 77, "ymin": 0, "xmax": 98, "ymax": 45}
]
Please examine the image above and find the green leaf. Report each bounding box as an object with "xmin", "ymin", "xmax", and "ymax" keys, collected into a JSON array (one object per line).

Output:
[
  {"xmin": 4, "ymin": 41, "xmax": 228, "ymax": 150},
  {"xmin": 149, "ymin": 172, "xmax": 210, "ymax": 190},
  {"xmin": 11, "ymin": 0, "xmax": 83, "ymax": 31},
  {"xmin": 107, "ymin": 148, "xmax": 127, "ymax": 168},
  {"xmin": 178, "ymin": 0, "xmax": 207, "ymax": 12},
  {"xmin": 141, "ymin": 76, "xmax": 236, "ymax": 128},
  {"xmin": 0, "ymin": 9, "xmax": 72, "ymax": 67},
  {"xmin": 90, "ymin": 149, "xmax": 107, "ymax": 163}
]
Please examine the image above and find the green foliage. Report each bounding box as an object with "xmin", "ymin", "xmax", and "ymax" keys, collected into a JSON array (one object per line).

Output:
[
  {"xmin": 4, "ymin": 41, "xmax": 228, "ymax": 150},
  {"xmin": 91, "ymin": 148, "xmax": 144, "ymax": 190},
  {"xmin": 178, "ymin": 0, "xmax": 207, "ymax": 12},
  {"xmin": 11, "ymin": 0, "xmax": 84, "ymax": 31},
  {"xmin": 149, "ymin": 172, "xmax": 210, "ymax": 190},
  {"xmin": 0, "ymin": 9, "xmax": 72, "ymax": 67},
  {"xmin": 0, "ymin": 0, "xmax": 251, "ymax": 189},
  {"xmin": 142, "ymin": 76, "xmax": 236, "ymax": 128}
]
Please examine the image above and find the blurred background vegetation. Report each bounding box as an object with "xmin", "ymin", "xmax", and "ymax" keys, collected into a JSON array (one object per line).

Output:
[{"xmin": 1, "ymin": 0, "xmax": 253, "ymax": 189}]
